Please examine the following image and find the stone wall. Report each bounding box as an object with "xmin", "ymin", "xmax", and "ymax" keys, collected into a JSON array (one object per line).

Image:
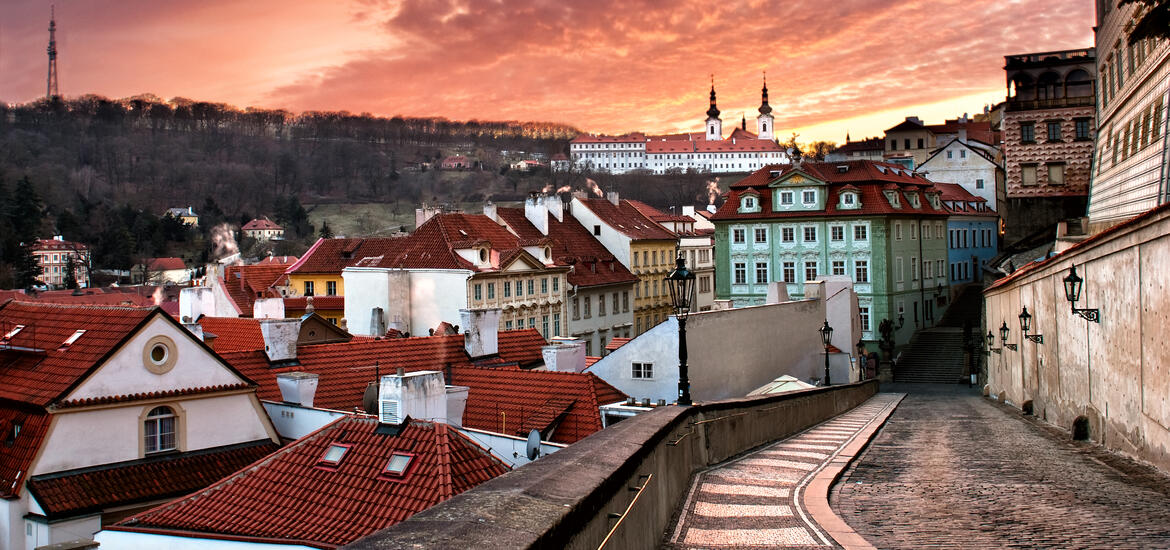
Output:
[
  {"xmin": 984, "ymin": 203, "xmax": 1170, "ymax": 471},
  {"xmin": 344, "ymin": 380, "xmax": 878, "ymax": 550}
]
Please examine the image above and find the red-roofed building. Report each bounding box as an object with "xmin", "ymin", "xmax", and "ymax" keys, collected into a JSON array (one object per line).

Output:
[
  {"xmin": 569, "ymin": 81, "xmax": 786, "ymax": 175},
  {"xmin": 133, "ymin": 257, "xmax": 191, "ymax": 284},
  {"xmin": 566, "ymin": 193, "xmax": 679, "ymax": 336},
  {"xmin": 342, "ymin": 214, "xmax": 569, "ymax": 339},
  {"xmin": 440, "ymin": 155, "xmax": 472, "ymax": 170},
  {"xmin": 712, "ymin": 160, "xmax": 954, "ymax": 346},
  {"xmin": 491, "ymin": 197, "xmax": 638, "ymax": 356},
  {"xmin": 826, "ymin": 136, "xmax": 885, "ymax": 163},
  {"xmin": 242, "ymin": 217, "xmax": 284, "ymax": 241},
  {"xmin": 219, "ymin": 262, "xmax": 293, "ymax": 318},
  {"xmin": 28, "ymin": 236, "xmax": 90, "ymax": 289},
  {"xmin": 100, "ymin": 415, "xmax": 509, "ymax": 548},
  {"xmin": 883, "ymin": 115, "xmax": 1000, "ymax": 170},
  {"xmin": 0, "ymin": 301, "xmax": 280, "ymax": 549}
]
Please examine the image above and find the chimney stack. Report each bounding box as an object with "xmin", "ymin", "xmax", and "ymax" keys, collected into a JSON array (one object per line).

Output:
[
  {"xmin": 525, "ymin": 193, "xmax": 550, "ymax": 236},
  {"xmin": 253, "ymin": 297, "xmax": 285, "ymax": 319},
  {"xmin": 261, "ymin": 318, "xmax": 301, "ymax": 362},
  {"xmin": 606, "ymin": 191, "xmax": 620, "ymax": 206},
  {"xmin": 483, "ymin": 201, "xmax": 498, "ymax": 222},
  {"xmin": 545, "ymin": 194, "xmax": 564, "ymax": 222},
  {"xmin": 276, "ymin": 372, "xmax": 319, "ymax": 407},
  {"xmin": 541, "ymin": 340, "xmax": 586, "ymax": 372},
  {"xmin": 377, "ymin": 370, "xmax": 447, "ymax": 424},
  {"xmin": 179, "ymin": 287, "xmax": 215, "ymax": 323},
  {"xmin": 958, "ymin": 128, "xmax": 968, "ymax": 144},
  {"xmin": 460, "ymin": 308, "xmax": 501, "ymax": 358}
]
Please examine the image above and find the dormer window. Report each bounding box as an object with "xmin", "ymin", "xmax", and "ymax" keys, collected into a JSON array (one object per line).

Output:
[
  {"xmin": 802, "ymin": 190, "xmax": 816, "ymax": 205},
  {"xmin": 780, "ymin": 191, "xmax": 794, "ymax": 205},
  {"xmin": 744, "ymin": 197, "xmax": 755, "ymax": 209},
  {"xmin": 738, "ymin": 192, "xmax": 761, "ymax": 213},
  {"xmin": 479, "ymin": 249, "xmax": 488, "ymax": 263}
]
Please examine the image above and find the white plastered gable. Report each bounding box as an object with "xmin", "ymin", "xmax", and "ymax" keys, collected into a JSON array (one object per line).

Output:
[{"xmin": 64, "ymin": 314, "xmax": 249, "ymax": 402}]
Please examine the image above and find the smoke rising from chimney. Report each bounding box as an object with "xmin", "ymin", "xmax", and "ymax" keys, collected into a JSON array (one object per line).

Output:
[
  {"xmin": 585, "ymin": 178, "xmax": 604, "ymax": 198},
  {"xmin": 210, "ymin": 223, "xmax": 239, "ymax": 261},
  {"xmin": 706, "ymin": 179, "xmax": 720, "ymax": 205},
  {"xmin": 556, "ymin": 185, "xmax": 572, "ymax": 193}
]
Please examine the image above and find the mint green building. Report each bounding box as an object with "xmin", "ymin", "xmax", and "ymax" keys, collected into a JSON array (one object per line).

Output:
[{"xmin": 711, "ymin": 161, "xmax": 951, "ymax": 347}]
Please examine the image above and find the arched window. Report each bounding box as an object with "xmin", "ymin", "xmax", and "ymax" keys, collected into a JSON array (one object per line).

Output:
[
  {"xmin": 1010, "ymin": 74, "xmax": 1035, "ymax": 101},
  {"xmin": 1037, "ymin": 72, "xmax": 1061, "ymax": 100},
  {"xmin": 1065, "ymin": 69, "xmax": 1093, "ymax": 97},
  {"xmin": 144, "ymin": 406, "xmax": 177, "ymax": 453}
]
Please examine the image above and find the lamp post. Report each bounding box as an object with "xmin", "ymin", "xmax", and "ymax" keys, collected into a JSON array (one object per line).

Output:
[
  {"xmin": 819, "ymin": 320, "xmax": 834, "ymax": 386},
  {"xmin": 1019, "ymin": 307, "xmax": 1043, "ymax": 344},
  {"xmin": 1063, "ymin": 266, "xmax": 1100, "ymax": 322},
  {"xmin": 1000, "ymin": 321, "xmax": 1018, "ymax": 351},
  {"xmin": 665, "ymin": 256, "xmax": 697, "ymax": 406}
]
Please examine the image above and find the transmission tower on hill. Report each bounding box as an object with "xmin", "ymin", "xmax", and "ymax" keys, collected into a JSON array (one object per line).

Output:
[{"xmin": 46, "ymin": 5, "xmax": 59, "ymax": 99}]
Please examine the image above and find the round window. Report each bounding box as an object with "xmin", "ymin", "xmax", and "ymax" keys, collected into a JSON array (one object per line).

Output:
[
  {"xmin": 142, "ymin": 335, "xmax": 178, "ymax": 374},
  {"xmin": 544, "ymin": 247, "xmax": 551, "ymax": 259},
  {"xmin": 479, "ymin": 249, "xmax": 488, "ymax": 262}
]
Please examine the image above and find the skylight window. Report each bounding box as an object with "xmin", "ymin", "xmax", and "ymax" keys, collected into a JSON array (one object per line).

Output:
[
  {"xmin": 317, "ymin": 443, "xmax": 352, "ymax": 469},
  {"xmin": 382, "ymin": 453, "xmax": 414, "ymax": 478},
  {"xmin": 2, "ymin": 325, "xmax": 25, "ymax": 341},
  {"xmin": 61, "ymin": 329, "xmax": 86, "ymax": 348}
]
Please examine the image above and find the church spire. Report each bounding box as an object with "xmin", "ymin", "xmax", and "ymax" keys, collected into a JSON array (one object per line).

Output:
[
  {"xmin": 706, "ymin": 75, "xmax": 721, "ymax": 119},
  {"xmin": 758, "ymin": 72, "xmax": 772, "ymax": 115}
]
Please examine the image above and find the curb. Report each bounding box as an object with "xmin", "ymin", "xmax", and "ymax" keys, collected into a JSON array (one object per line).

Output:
[{"xmin": 802, "ymin": 393, "xmax": 904, "ymax": 550}]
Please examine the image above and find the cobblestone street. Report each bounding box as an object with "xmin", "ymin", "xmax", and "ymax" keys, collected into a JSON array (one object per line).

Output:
[{"xmin": 832, "ymin": 384, "xmax": 1170, "ymax": 549}]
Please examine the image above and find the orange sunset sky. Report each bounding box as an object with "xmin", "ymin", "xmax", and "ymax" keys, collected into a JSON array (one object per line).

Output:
[{"xmin": 1, "ymin": 0, "xmax": 1094, "ymax": 143}]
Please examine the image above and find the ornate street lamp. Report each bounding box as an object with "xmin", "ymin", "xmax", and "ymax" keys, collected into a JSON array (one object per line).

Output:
[
  {"xmin": 1019, "ymin": 307, "xmax": 1043, "ymax": 344},
  {"xmin": 1063, "ymin": 266, "xmax": 1100, "ymax": 323},
  {"xmin": 819, "ymin": 320, "xmax": 834, "ymax": 385},
  {"xmin": 665, "ymin": 256, "xmax": 697, "ymax": 406},
  {"xmin": 986, "ymin": 330, "xmax": 1001, "ymax": 355},
  {"xmin": 1000, "ymin": 321, "xmax": 1018, "ymax": 351}
]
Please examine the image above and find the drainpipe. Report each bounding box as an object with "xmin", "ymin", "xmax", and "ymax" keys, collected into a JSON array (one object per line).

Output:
[{"xmin": 918, "ymin": 219, "xmax": 927, "ymax": 327}]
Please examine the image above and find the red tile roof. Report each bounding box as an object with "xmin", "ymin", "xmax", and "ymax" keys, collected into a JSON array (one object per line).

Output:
[
  {"xmin": 29, "ymin": 238, "xmax": 88, "ymax": 252},
  {"xmin": 935, "ymin": 183, "xmax": 998, "ymax": 217},
  {"xmin": 493, "ymin": 208, "xmax": 638, "ymax": 289},
  {"xmin": 284, "ymin": 296, "xmax": 345, "ymax": 312},
  {"xmin": 286, "ymin": 237, "xmax": 411, "ymax": 275},
  {"xmin": 242, "ymin": 218, "xmax": 282, "ymax": 231},
  {"xmin": 496, "ymin": 329, "xmax": 546, "ymax": 367},
  {"xmin": 55, "ymin": 383, "xmax": 253, "ymax": 409},
  {"xmin": 604, "ymin": 337, "xmax": 631, "ymax": 352},
  {"xmin": 0, "ymin": 289, "xmax": 156, "ymax": 307},
  {"xmin": 27, "ymin": 440, "xmax": 280, "ymax": 519},
  {"xmin": 197, "ymin": 317, "xmax": 266, "ymax": 353},
  {"xmin": 0, "ymin": 301, "xmax": 155, "ymax": 407},
  {"xmin": 576, "ymin": 198, "xmax": 678, "ymax": 241},
  {"xmin": 570, "ymin": 133, "xmax": 646, "ymax": 144},
  {"xmin": 111, "ymin": 416, "xmax": 509, "ymax": 548},
  {"xmin": 0, "ymin": 406, "xmax": 52, "ymax": 499},
  {"xmin": 446, "ymin": 366, "xmax": 626, "ymax": 444},
  {"xmin": 711, "ymin": 161, "xmax": 950, "ymax": 222},
  {"xmin": 147, "ymin": 257, "xmax": 187, "ymax": 271},
  {"xmin": 222, "ymin": 263, "xmax": 290, "ymax": 315}
]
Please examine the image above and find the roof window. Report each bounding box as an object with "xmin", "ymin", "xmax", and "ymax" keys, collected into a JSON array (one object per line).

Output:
[
  {"xmin": 317, "ymin": 442, "xmax": 352, "ymax": 469},
  {"xmin": 2, "ymin": 325, "xmax": 25, "ymax": 342},
  {"xmin": 382, "ymin": 452, "xmax": 415, "ymax": 478},
  {"xmin": 60, "ymin": 329, "xmax": 86, "ymax": 349},
  {"xmin": 836, "ymin": 165, "xmax": 849, "ymax": 173}
]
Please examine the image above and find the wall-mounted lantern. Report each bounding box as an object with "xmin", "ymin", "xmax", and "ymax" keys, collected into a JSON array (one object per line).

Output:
[
  {"xmin": 1063, "ymin": 266, "xmax": 1100, "ymax": 323},
  {"xmin": 1019, "ymin": 307, "xmax": 1043, "ymax": 344},
  {"xmin": 1000, "ymin": 321, "xmax": 1018, "ymax": 351}
]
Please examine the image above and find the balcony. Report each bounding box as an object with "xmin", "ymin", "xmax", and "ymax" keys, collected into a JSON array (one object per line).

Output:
[
  {"xmin": 1004, "ymin": 48, "xmax": 1095, "ymax": 69},
  {"xmin": 1007, "ymin": 95, "xmax": 1095, "ymax": 112}
]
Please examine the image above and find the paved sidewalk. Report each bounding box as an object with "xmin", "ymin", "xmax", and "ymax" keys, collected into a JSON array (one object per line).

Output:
[
  {"xmin": 665, "ymin": 394, "xmax": 903, "ymax": 549},
  {"xmin": 832, "ymin": 386, "xmax": 1170, "ymax": 549}
]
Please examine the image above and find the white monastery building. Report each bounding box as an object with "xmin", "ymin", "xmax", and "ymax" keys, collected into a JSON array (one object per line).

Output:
[{"xmin": 570, "ymin": 79, "xmax": 788, "ymax": 174}]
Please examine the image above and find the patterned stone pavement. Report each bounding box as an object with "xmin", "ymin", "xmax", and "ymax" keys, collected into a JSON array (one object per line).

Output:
[
  {"xmin": 665, "ymin": 394, "xmax": 903, "ymax": 549},
  {"xmin": 832, "ymin": 384, "xmax": 1170, "ymax": 549}
]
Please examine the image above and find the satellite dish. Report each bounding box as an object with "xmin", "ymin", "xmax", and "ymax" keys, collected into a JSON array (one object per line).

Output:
[{"xmin": 525, "ymin": 429, "xmax": 541, "ymax": 461}]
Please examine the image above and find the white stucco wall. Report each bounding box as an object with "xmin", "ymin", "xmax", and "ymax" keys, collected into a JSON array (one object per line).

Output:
[
  {"xmin": 96, "ymin": 530, "xmax": 317, "ymax": 550},
  {"xmin": 262, "ymin": 401, "xmax": 349, "ymax": 441},
  {"xmin": 566, "ymin": 197, "xmax": 633, "ymax": 266},
  {"xmin": 343, "ymin": 268, "xmax": 470, "ymax": 337},
  {"xmin": 567, "ymin": 284, "xmax": 634, "ymax": 356},
  {"xmin": 34, "ymin": 393, "xmax": 274, "ymax": 475},
  {"xmin": 985, "ymin": 206, "xmax": 1170, "ymax": 470},
  {"xmin": 65, "ymin": 316, "xmax": 247, "ymax": 402},
  {"xmin": 918, "ymin": 140, "xmax": 1000, "ymax": 211},
  {"xmin": 588, "ymin": 296, "xmax": 836, "ymax": 403}
]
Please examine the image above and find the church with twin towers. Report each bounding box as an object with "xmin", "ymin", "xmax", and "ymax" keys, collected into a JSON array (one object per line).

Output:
[{"xmin": 569, "ymin": 78, "xmax": 788, "ymax": 174}]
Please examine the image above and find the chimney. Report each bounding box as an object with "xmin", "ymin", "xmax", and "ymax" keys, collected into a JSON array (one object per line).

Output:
[
  {"xmin": 681, "ymin": 206, "xmax": 696, "ymax": 218},
  {"xmin": 261, "ymin": 318, "xmax": 301, "ymax": 362},
  {"xmin": 483, "ymin": 201, "xmax": 498, "ymax": 222},
  {"xmin": 276, "ymin": 372, "xmax": 319, "ymax": 407},
  {"xmin": 377, "ymin": 370, "xmax": 447, "ymax": 424},
  {"xmin": 525, "ymin": 192, "xmax": 549, "ymax": 235},
  {"xmin": 958, "ymin": 129, "xmax": 968, "ymax": 144},
  {"xmin": 460, "ymin": 308, "xmax": 501, "ymax": 358},
  {"xmin": 370, "ymin": 307, "xmax": 387, "ymax": 336},
  {"xmin": 445, "ymin": 385, "xmax": 469, "ymax": 428},
  {"xmin": 707, "ymin": 204, "xmax": 717, "ymax": 214},
  {"xmin": 545, "ymin": 194, "xmax": 564, "ymax": 222},
  {"xmin": 606, "ymin": 191, "xmax": 620, "ymax": 206},
  {"xmin": 253, "ymin": 297, "xmax": 285, "ymax": 319},
  {"xmin": 541, "ymin": 340, "xmax": 586, "ymax": 372},
  {"xmin": 183, "ymin": 322, "xmax": 204, "ymax": 341},
  {"xmin": 179, "ymin": 287, "xmax": 215, "ymax": 323}
]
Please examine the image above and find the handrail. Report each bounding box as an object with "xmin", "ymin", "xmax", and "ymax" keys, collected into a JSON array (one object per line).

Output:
[{"xmin": 597, "ymin": 474, "xmax": 653, "ymax": 550}]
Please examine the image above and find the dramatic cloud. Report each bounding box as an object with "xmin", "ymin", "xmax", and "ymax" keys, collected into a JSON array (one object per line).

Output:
[{"xmin": 0, "ymin": 0, "xmax": 1093, "ymax": 141}]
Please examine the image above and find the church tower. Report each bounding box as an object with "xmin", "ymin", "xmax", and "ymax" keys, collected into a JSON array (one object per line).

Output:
[
  {"xmin": 706, "ymin": 77, "xmax": 722, "ymax": 141},
  {"xmin": 756, "ymin": 73, "xmax": 774, "ymax": 141}
]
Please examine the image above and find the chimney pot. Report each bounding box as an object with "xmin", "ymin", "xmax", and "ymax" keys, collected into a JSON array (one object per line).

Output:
[
  {"xmin": 276, "ymin": 372, "xmax": 319, "ymax": 407},
  {"xmin": 397, "ymin": 366, "xmax": 405, "ymax": 376}
]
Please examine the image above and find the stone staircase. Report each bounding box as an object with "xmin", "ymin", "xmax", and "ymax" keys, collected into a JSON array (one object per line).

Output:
[
  {"xmin": 893, "ymin": 328, "xmax": 968, "ymax": 383},
  {"xmin": 939, "ymin": 284, "xmax": 984, "ymax": 328}
]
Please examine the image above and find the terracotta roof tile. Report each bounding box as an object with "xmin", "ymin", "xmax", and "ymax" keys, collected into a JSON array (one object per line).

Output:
[
  {"xmin": 222, "ymin": 263, "xmax": 291, "ymax": 315},
  {"xmin": 27, "ymin": 440, "xmax": 279, "ymax": 519},
  {"xmin": 496, "ymin": 329, "xmax": 546, "ymax": 366},
  {"xmin": 112, "ymin": 417, "xmax": 508, "ymax": 547},
  {"xmin": 197, "ymin": 317, "xmax": 266, "ymax": 353},
  {"xmin": 0, "ymin": 406, "xmax": 52, "ymax": 499},
  {"xmin": 29, "ymin": 238, "xmax": 88, "ymax": 252},
  {"xmin": 0, "ymin": 301, "xmax": 155, "ymax": 406},
  {"xmin": 146, "ymin": 257, "xmax": 187, "ymax": 271},
  {"xmin": 242, "ymin": 218, "xmax": 282, "ymax": 230},
  {"xmin": 577, "ymin": 198, "xmax": 678, "ymax": 241},
  {"xmin": 0, "ymin": 289, "xmax": 156, "ymax": 308},
  {"xmin": 604, "ymin": 337, "xmax": 631, "ymax": 352},
  {"xmin": 284, "ymin": 296, "xmax": 345, "ymax": 312},
  {"xmin": 494, "ymin": 208, "xmax": 637, "ymax": 289}
]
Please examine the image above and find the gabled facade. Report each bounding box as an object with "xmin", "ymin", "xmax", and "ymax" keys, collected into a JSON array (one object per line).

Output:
[
  {"xmin": 712, "ymin": 161, "xmax": 952, "ymax": 346},
  {"xmin": 919, "ymin": 137, "xmax": 1004, "ymax": 212},
  {"xmin": 0, "ymin": 301, "xmax": 280, "ymax": 549},
  {"xmin": 884, "ymin": 116, "xmax": 998, "ymax": 170},
  {"xmin": 937, "ymin": 183, "xmax": 1000, "ymax": 288},
  {"xmin": 28, "ymin": 236, "xmax": 89, "ymax": 289},
  {"xmin": 242, "ymin": 218, "xmax": 283, "ymax": 241},
  {"xmin": 567, "ymin": 194, "xmax": 679, "ymax": 336}
]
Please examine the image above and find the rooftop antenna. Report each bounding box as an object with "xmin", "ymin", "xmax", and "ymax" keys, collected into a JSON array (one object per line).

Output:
[{"xmin": 46, "ymin": 5, "xmax": 59, "ymax": 99}]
